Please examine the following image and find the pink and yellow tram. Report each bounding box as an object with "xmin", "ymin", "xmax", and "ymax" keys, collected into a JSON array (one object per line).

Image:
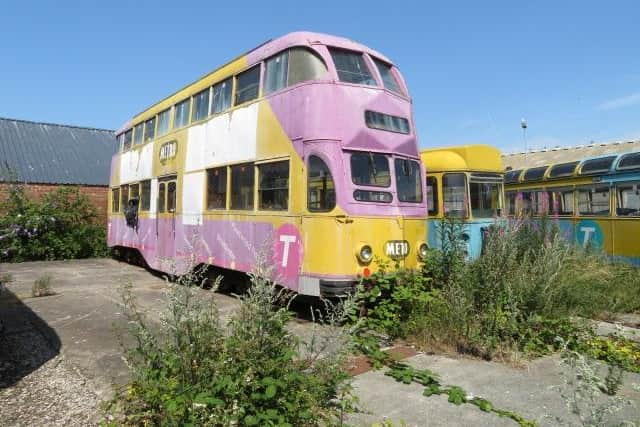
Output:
[{"xmin": 108, "ymin": 32, "xmax": 428, "ymax": 296}]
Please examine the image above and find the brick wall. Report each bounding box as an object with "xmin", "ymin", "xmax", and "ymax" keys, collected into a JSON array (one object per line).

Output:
[{"xmin": 0, "ymin": 183, "xmax": 108, "ymax": 224}]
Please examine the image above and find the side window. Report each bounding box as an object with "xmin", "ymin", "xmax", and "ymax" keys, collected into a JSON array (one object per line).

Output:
[
  {"xmin": 123, "ymin": 129, "xmax": 133, "ymax": 151},
  {"xmin": 140, "ymin": 180, "xmax": 151, "ymax": 211},
  {"xmin": 308, "ymin": 155, "xmax": 336, "ymax": 212},
  {"xmin": 157, "ymin": 109, "xmax": 171, "ymax": 136},
  {"xmin": 550, "ymin": 188, "xmax": 574, "ymax": 215},
  {"xmin": 133, "ymin": 123, "xmax": 144, "ymax": 145},
  {"xmin": 158, "ymin": 183, "xmax": 166, "ymax": 213},
  {"xmin": 111, "ymin": 188, "xmax": 120, "ymax": 213},
  {"xmin": 372, "ymin": 58, "xmax": 403, "ymax": 94},
  {"xmin": 144, "ymin": 117, "xmax": 155, "ymax": 142},
  {"xmin": 192, "ymin": 88, "xmax": 210, "ymax": 121},
  {"xmin": 207, "ymin": 167, "xmax": 227, "ymax": 209},
  {"xmin": 533, "ymin": 191, "xmax": 550, "ymax": 216},
  {"xmin": 578, "ymin": 185, "xmax": 610, "ymax": 216},
  {"xmin": 519, "ymin": 191, "xmax": 534, "ymax": 215},
  {"xmin": 167, "ymin": 182, "xmax": 177, "ymax": 213},
  {"xmin": 426, "ymin": 176, "xmax": 438, "ymax": 215},
  {"xmin": 329, "ymin": 48, "xmax": 377, "ymax": 86},
  {"xmin": 288, "ymin": 48, "xmax": 327, "ymax": 86},
  {"xmin": 616, "ymin": 183, "xmax": 640, "ymax": 216},
  {"xmin": 443, "ymin": 173, "xmax": 467, "ymax": 217},
  {"xmin": 235, "ymin": 65, "xmax": 260, "ymax": 106},
  {"xmin": 506, "ymin": 191, "xmax": 517, "ymax": 215},
  {"xmin": 212, "ymin": 78, "xmax": 232, "ymax": 114},
  {"xmin": 129, "ymin": 183, "xmax": 140, "ymax": 202},
  {"xmin": 259, "ymin": 161, "xmax": 289, "ymax": 211},
  {"xmin": 174, "ymin": 99, "xmax": 190, "ymax": 129},
  {"xmin": 120, "ymin": 184, "xmax": 129, "ymax": 209},
  {"xmin": 230, "ymin": 163, "xmax": 254, "ymax": 210},
  {"xmin": 264, "ymin": 50, "xmax": 290, "ymax": 95},
  {"xmin": 264, "ymin": 47, "xmax": 328, "ymax": 95}
]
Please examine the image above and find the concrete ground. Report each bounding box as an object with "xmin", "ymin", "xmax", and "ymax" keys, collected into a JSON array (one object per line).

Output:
[{"xmin": 0, "ymin": 258, "xmax": 639, "ymax": 427}]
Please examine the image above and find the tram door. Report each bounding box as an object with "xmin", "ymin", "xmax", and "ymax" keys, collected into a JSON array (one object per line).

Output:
[{"xmin": 157, "ymin": 176, "xmax": 178, "ymax": 261}]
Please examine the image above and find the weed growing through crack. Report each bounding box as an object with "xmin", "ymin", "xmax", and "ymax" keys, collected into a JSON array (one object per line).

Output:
[{"xmin": 31, "ymin": 274, "xmax": 54, "ymax": 297}]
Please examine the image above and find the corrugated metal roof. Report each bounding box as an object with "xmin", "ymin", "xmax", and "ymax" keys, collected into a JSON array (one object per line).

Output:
[
  {"xmin": 502, "ymin": 139, "xmax": 640, "ymax": 170},
  {"xmin": 0, "ymin": 117, "xmax": 116, "ymax": 186}
]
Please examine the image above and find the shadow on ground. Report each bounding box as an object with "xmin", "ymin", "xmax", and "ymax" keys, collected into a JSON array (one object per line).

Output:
[{"xmin": 0, "ymin": 288, "xmax": 61, "ymax": 389}]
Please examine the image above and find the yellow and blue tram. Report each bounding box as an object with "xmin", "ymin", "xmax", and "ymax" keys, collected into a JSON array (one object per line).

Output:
[
  {"xmin": 421, "ymin": 145, "xmax": 504, "ymax": 259},
  {"xmin": 108, "ymin": 32, "xmax": 428, "ymax": 296},
  {"xmin": 504, "ymin": 150, "xmax": 640, "ymax": 265}
]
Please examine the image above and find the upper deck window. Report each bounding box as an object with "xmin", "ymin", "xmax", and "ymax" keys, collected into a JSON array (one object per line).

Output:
[
  {"xmin": 395, "ymin": 158, "xmax": 423, "ymax": 203},
  {"xmin": 504, "ymin": 169, "xmax": 522, "ymax": 184},
  {"xmin": 264, "ymin": 48, "xmax": 328, "ymax": 95},
  {"xmin": 365, "ymin": 111, "xmax": 410, "ymax": 134},
  {"xmin": 133, "ymin": 123, "xmax": 144, "ymax": 145},
  {"xmin": 144, "ymin": 117, "xmax": 155, "ymax": 142},
  {"xmin": 235, "ymin": 65, "xmax": 260, "ymax": 106},
  {"xmin": 351, "ymin": 152, "xmax": 390, "ymax": 187},
  {"xmin": 523, "ymin": 166, "xmax": 548, "ymax": 182},
  {"xmin": 123, "ymin": 129, "xmax": 132, "ymax": 151},
  {"xmin": 618, "ymin": 152, "xmax": 640, "ymax": 171},
  {"xmin": 212, "ymin": 78, "xmax": 232, "ymax": 114},
  {"xmin": 579, "ymin": 156, "xmax": 616, "ymax": 175},
  {"xmin": 373, "ymin": 58, "xmax": 403, "ymax": 95},
  {"xmin": 548, "ymin": 161, "xmax": 578, "ymax": 179},
  {"xmin": 329, "ymin": 48, "xmax": 377, "ymax": 86},
  {"xmin": 174, "ymin": 99, "xmax": 190, "ymax": 129},
  {"xmin": 157, "ymin": 108, "xmax": 170, "ymax": 136},
  {"xmin": 192, "ymin": 88, "xmax": 210, "ymax": 122}
]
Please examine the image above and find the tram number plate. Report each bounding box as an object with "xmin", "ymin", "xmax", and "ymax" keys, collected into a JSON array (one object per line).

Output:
[{"xmin": 385, "ymin": 240, "xmax": 409, "ymax": 259}]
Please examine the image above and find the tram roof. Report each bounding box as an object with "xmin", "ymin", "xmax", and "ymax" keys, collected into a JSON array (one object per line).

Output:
[
  {"xmin": 503, "ymin": 139, "xmax": 640, "ymax": 170},
  {"xmin": 122, "ymin": 31, "xmax": 393, "ymax": 131},
  {"xmin": 420, "ymin": 144, "xmax": 503, "ymax": 173}
]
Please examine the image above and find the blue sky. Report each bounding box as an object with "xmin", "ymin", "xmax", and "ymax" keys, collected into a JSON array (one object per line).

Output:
[{"xmin": 1, "ymin": 1, "xmax": 639, "ymax": 153}]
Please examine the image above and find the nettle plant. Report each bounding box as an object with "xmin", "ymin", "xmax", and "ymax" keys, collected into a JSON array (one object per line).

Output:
[
  {"xmin": 110, "ymin": 248, "xmax": 357, "ymax": 426},
  {"xmin": 0, "ymin": 183, "xmax": 108, "ymax": 261}
]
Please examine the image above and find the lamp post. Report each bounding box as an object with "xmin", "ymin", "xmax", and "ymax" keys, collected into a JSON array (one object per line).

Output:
[{"xmin": 521, "ymin": 118, "xmax": 528, "ymax": 160}]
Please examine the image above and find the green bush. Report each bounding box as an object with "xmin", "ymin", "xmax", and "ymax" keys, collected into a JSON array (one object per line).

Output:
[
  {"xmin": 0, "ymin": 183, "xmax": 108, "ymax": 261},
  {"xmin": 110, "ymin": 262, "xmax": 354, "ymax": 426}
]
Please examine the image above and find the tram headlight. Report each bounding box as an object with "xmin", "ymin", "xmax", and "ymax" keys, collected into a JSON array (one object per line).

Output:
[
  {"xmin": 357, "ymin": 244, "xmax": 373, "ymax": 264},
  {"xmin": 418, "ymin": 242, "xmax": 429, "ymax": 261}
]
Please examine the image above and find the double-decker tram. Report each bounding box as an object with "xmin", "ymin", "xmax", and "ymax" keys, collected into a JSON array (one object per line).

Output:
[
  {"xmin": 504, "ymin": 150, "xmax": 640, "ymax": 265},
  {"xmin": 108, "ymin": 32, "xmax": 428, "ymax": 296},
  {"xmin": 420, "ymin": 145, "xmax": 504, "ymax": 259}
]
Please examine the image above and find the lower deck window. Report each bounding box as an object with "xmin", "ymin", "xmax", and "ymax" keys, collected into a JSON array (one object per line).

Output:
[
  {"xmin": 426, "ymin": 176, "xmax": 438, "ymax": 215},
  {"xmin": 550, "ymin": 189, "xmax": 574, "ymax": 215},
  {"xmin": 167, "ymin": 182, "xmax": 176, "ymax": 213},
  {"xmin": 469, "ymin": 181, "xmax": 502, "ymax": 218},
  {"xmin": 231, "ymin": 163, "xmax": 254, "ymax": 210},
  {"xmin": 111, "ymin": 188, "xmax": 120, "ymax": 213},
  {"xmin": 443, "ymin": 173, "xmax": 467, "ymax": 217},
  {"xmin": 207, "ymin": 167, "xmax": 227, "ymax": 209},
  {"xmin": 616, "ymin": 183, "xmax": 640, "ymax": 216},
  {"xmin": 308, "ymin": 155, "xmax": 336, "ymax": 212},
  {"xmin": 120, "ymin": 185, "xmax": 129, "ymax": 210},
  {"xmin": 578, "ymin": 186, "xmax": 610, "ymax": 215},
  {"xmin": 158, "ymin": 183, "xmax": 166, "ymax": 213},
  {"xmin": 258, "ymin": 161, "xmax": 289, "ymax": 211},
  {"xmin": 395, "ymin": 158, "xmax": 422, "ymax": 203},
  {"xmin": 140, "ymin": 180, "xmax": 151, "ymax": 211}
]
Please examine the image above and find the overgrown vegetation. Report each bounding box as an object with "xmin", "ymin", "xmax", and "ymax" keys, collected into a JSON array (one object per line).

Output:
[
  {"xmin": 108, "ymin": 256, "xmax": 356, "ymax": 426},
  {"xmin": 359, "ymin": 216, "xmax": 640, "ymax": 362},
  {"xmin": 0, "ymin": 183, "xmax": 108, "ymax": 261},
  {"xmin": 31, "ymin": 274, "xmax": 55, "ymax": 297}
]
